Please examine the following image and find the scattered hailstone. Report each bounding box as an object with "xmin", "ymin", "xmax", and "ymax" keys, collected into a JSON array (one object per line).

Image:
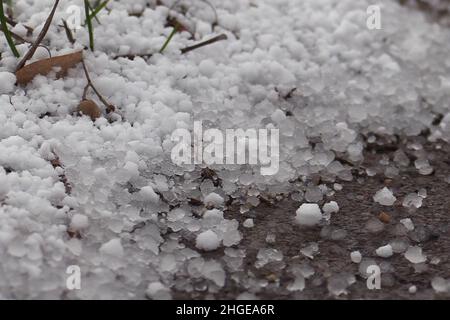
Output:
[
  {"xmin": 365, "ymin": 218, "xmax": 385, "ymax": 233},
  {"xmin": 255, "ymin": 248, "xmax": 283, "ymax": 268},
  {"xmin": 146, "ymin": 282, "xmax": 172, "ymax": 300},
  {"xmin": 99, "ymin": 238, "xmax": 124, "ymax": 257},
  {"xmin": 358, "ymin": 258, "xmax": 379, "ymax": 279},
  {"xmin": 196, "ymin": 230, "xmax": 221, "ymax": 251},
  {"xmin": 327, "ymin": 274, "xmax": 350, "ymax": 296},
  {"xmin": 389, "ymin": 239, "xmax": 408, "ymax": 253},
  {"xmin": 330, "ymin": 229, "xmax": 347, "ymax": 241},
  {"xmin": 373, "ymin": 187, "xmax": 396, "ymax": 206},
  {"xmin": 414, "ymin": 159, "xmax": 433, "ymax": 175},
  {"xmin": 300, "ymin": 242, "xmax": 319, "ymax": 259},
  {"xmin": 295, "ymin": 203, "xmax": 322, "ymax": 226},
  {"xmin": 322, "ymin": 201, "xmax": 338, "ymax": 221},
  {"xmin": 431, "ymin": 277, "xmax": 449, "ymax": 294},
  {"xmin": 201, "ymin": 260, "xmax": 226, "ymax": 287},
  {"xmin": 323, "ymin": 201, "xmax": 339, "ymax": 214},
  {"xmin": 376, "ymin": 244, "xmax": 393, "ymax": 258},
  {"xmin": 400, "ymin": 218, "xmax": 415, "ymax": 231},
  {"xmin": 203, "ymin": 192, "xmax": 224, "ymax": 207},
  {"xmin": 287, "ymin": 275, "xmax": 305, "ymax": 292},
  {"xmin": 139, "ymin": 186, "xmax": 159, "ymax": 203},
  {"xmin": 404, "ymin": 246, "xmax": 427, "ymax": 264},
  {"xmin": 236, "ymin": 292, "xmax": 258, "ymax": 300},
  {"xmin": 418, "ymin": 188, "xmax": 427, "ymax": 198},
  {"xmin": 408, "ymin": 285, "xmax": 417, "ymax": 294},
  {"xmin": 430, "ymin": 257, "xmax": 441, "ymax": 265},
  {"xmin": 243, "ymin": 218, "xmax": 254, "ymax": 228},
  {"xmin": 402, "ymin": 193, "xmax": 422, "ymax": 209},
  {"xmin": 350, "ymin": 251, "xmax": 362, "ymax": 263},
  {"xmin": 265, "ymin": 233, "xmax": 276, "ymax": 243}
]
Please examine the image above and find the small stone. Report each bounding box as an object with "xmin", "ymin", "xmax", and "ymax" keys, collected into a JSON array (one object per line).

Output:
[{"xmin": 378, "ymin": 212, "xmax": 391, "ymax": 224}]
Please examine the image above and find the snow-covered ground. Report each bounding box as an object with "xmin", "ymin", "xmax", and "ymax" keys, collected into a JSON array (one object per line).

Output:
[{"xmin": 0, "ymin": 0, "xmax": 449, "ymax": 299}]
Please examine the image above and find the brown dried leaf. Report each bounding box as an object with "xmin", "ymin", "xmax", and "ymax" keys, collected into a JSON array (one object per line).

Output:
[
  {"xmin": 77, "ymin": 99, "xmax": 101, "ymax": 120},
  {"xmin": 15, "ymin": 50, "xmax": 83, "ymax": 86},
  {"xmin": 379, "ymin": 212, "xmax": 391, "ymax": 224}
]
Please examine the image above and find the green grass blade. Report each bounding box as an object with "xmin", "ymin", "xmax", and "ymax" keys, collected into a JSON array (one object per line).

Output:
[
  {"xmin": 0, "ymin": 0, "xmax": 19, "ymax": 57},
  {"xmin": 159, "ymin": 26, "xmax": 178, "ymax": 54},
  {"xmin": 84, "ymin": 0, "xmax": 94, "ymax": 51},
  {"xmin": 88, "ymin": 0, "xmax": 109, "ymax": 21}
]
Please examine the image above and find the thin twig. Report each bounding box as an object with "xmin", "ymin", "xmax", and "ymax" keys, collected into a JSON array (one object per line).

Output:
[
  {"xmin": 114, "ymin": 33, "xmax": 228, "ymax": 60},
  {"xmin": 113, "ymin": 53, "xmax": 153, "ymax": 60},
  {"xmin": 81, "ymin": 59, "xmax": 115, "ymax": 113},
  {"xmin": 16, "ymin": 0, "xmax": 60, "ymax": 71},
  {"xmin": 180, "ymin": 33, "xmax": 227, "ymax": 54},
  {"xmin": 82, "ymin": 83, "xmax": 89, "ymax": 100}
]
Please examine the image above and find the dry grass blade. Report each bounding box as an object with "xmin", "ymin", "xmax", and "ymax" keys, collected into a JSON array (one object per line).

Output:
[
  {"xmin": 181, "ymin": 33, "xmax": 227, "ymax": 54},
  {"xmin": 61, "ymin": 19, "xmax": 75, "ymax": 44},
  {"xmin": 16, "ymin": 0, "xmax": 60, "ymax": 71},
  {"xmin": 16, "ymin": 50, "xmax": 83, "ymax": 86}
]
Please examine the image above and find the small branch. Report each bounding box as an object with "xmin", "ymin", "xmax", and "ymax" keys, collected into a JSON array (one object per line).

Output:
[
  {"xmin": 180, "ymin": 33, "xmax": 227, "ymax": 54},
  {"xmin": 16, "ymin": 0, "xmax": 60, "ymax": 71}
]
